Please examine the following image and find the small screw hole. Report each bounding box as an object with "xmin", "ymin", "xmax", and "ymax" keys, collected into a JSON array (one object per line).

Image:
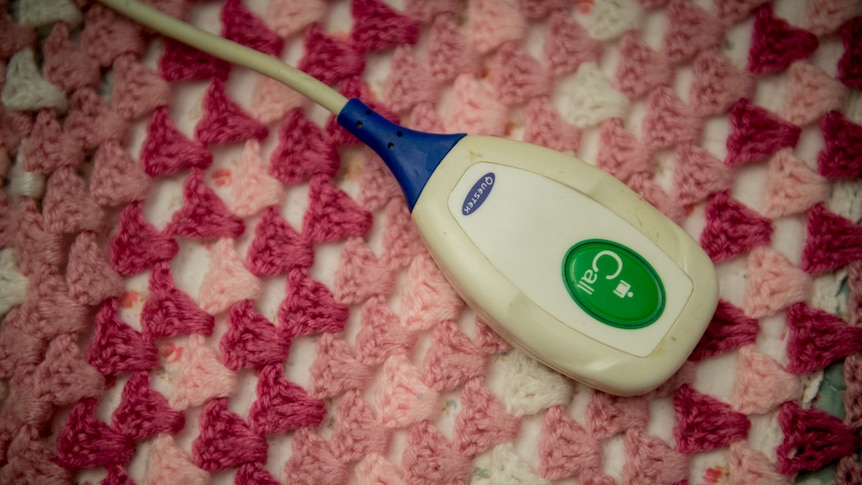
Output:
[
  {"xmin": 387, "ymin": 142, "xmax": 395, "ymax": 149},
  {"xmin": 396, "ymin": 131, "xmax": 403, "ymax": 137},
  {"xmin": 356, "ymin": 121, "xmax": 363, "ymax": 128},
  {"xmin": 365, "ymin": 109, "xmax": 372, "ymax": 115}
]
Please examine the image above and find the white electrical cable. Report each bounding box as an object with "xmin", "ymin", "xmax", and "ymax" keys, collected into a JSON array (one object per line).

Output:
[{"xmin": 96, "ymin": 0, "xmax": 349, "ymax": 115}]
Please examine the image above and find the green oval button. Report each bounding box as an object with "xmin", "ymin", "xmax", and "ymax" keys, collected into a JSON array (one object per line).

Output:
[{"xmin": 562, "ymin": 239, "xmax": 665, "ymax": 329}]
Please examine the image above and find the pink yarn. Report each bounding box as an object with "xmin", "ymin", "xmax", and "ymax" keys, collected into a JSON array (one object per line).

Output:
[
  {"xmin": 805, "ymin": 0, "xmax": 862, "ymax": 36},
  {"xmin": 358, "ymin": 150, "xmax": 403, "ymax": 211},
  {"xmin": 445, "ymin": 74, "xmax": 508, "ymax": 136},
  {"xmin": 596, "ymin": 118, "xmax": 649, "ymax": 183},
  {"xmin": 781, "ymin": 62, "xmax": 846, "ymax": 126},
  {"xmin": 725, "ymin": 98, "xmax": 801, "ymax": 167},
  {"xmin": 249, "ymin": 364, "xmax": 325, "ymax": 435},
  {"xmin": 141, "ymin": 106, "xmax": 213, "ymax": 177},
  {"xmin": 66, "ymin": 231, "xmax": 123, "ymax": 305},
  {"xmin": 264, "ymin": 0, "xmax": 325, "ymax": 38},
  {"xmin": 35, "ymin": 332, "xmax": 104, "ymax": 405},
  {"xmin": 700, "ymin": 190, "xmax": 773, "ymax": 262},
  {"xmin": 690, "ymin": 49, "xmax": 756, "ymax": 116},
  {"xmin": 65, "ymin": 88, "xmax": 130, "ymax": 151},
  {"xmin": 110, "ymin": 54, "xmax": 171, "ymax": 120},
  {"xmin": 384, "ymin": 46, "xmax": 439, "ymax": 113},
  {"xmin": 302, "ymin": 174, "xmax": 372, "ymax": 243},
  {"xmin": 837, "ymin": 455, "xmax": 862, "ymax": 485},
  {"xmin": 192, "ymin": 397, "xmax": 267, "ymax": 471},
  {"xmin": 330, "ymin": 389, "xmax": 391, "ymax": 463},
  {"xmin": 523, "ymin": 98, "xmax": 582, "ymax": 154},
  {"xmin": 141, "ymin": 261, "xmax": 214, "ymax": 340},
  {"xmin": 517, "ymin": 0, "xmax": 567, "ymax": 19},
  {"xmin": 0, "ymin": 105, "xmax": 33, "ymax": 154},
  {"xmin": 0, "ymin": 11, "xmax": 36, "ymax": 60},
  {"xmin": 400, "ymin": 253, "xmax": 464, "ymax": 331},
  {"xmin": 1, "ymin": 426, "xmax": 71, "ymax": 485},
  {"xmin": 198, "ymin": 238, "xmax": 262, "ymax": 315},
  {"xmin": 641, "ymin": 86, "xmax": 702, "ymax": 152},
  {"xmin": 377, "ymin": 354, "xmax": 439, "ymax": 428},
  {"xmin": 87, "ymin": 298, "xmax": 158, "ymax": 375},
  {"xmin": 714, "ymin": 0, "xmax": 769, "ymax": 26},
  {"xmin": 851, "ymin": 262, "xmax": 862, "ymax": 327},
  {"xmin": 622, "ymin": 427, "xmax": 689, "ymax": 485},
  {"xmin": 236, "ymin": 463, "xmax": 280, "ymax": 485},
  {"xmin": 744, "ymin": 246, "xmax": 812, "ymax": 318},
  {"xmin": 838, "ymin": 17, "xmax": 862, "ymax": 88},
  {"xmin": 776, "ymin": 401, "xmax": 860, "ymax": 474},
  {"xmin": 466, "ymin": 0, "xmax": 527, "ymax": 54},
  {"xmin": 334, "ymin": 237, "xmax": 396, "ymax": 305},
  {"xmin": 474, "ymin": 317, "xmax": 512, "ymax": 354},
  {"xmin": 250, "ymin": 75, "xmax": 307, "ymax": 125},
  {"xmin": 279, "ymin": 268, "xmax": 349, "ymax": 337},
  {"xmin": 800, "ymin": 203, "xmax": 862, "ymax": 274},
  {"xmin": 615, "ymin": 31, "xmax": 672, "ymax": 98},
  {"xmin": 402, "ymin": 421, "xmax": 471, "ymax": 485},
  {"xmin": 247, "ymin": 206, "xmax": 313, "ymax": 276},
  {"xmin": 220, "ymin": 300, "xmax": 291, "ymax": 370},
  {"xmin": 24, "ymin": 274, "xmax": 90, "ymax": 340},
  {"xmin": 538, "ymin": 404, "xmax": 601, "ymax": 480},
  {"xmin": 627, "ymin": 174, "xmax": 686, "ymax": 224},
  {"xmin": 21, "ymin": 109, "xmax": 79, "ymax": 174},
  {"xmin": 109, "ymin": 201, "xmax": 179, "ymax": 276},
  {"xmin": 732, "ymin": 345, "xmax": 801, "ymax": 415},
  {"xmin": 544, "ymin": 12, "xmax": 602, "ymax": 76},
  {"xmin": 817, "ymin": 110, "xmax": 862, "ymax": 179},
  {"xmin": 427, "ymin": 14, "xmax": 481, "ymax": 82},
  {"xmin": 42, "ymin": 167, "xmax": 104, "ymax": 234},
  {"xmin": 56, "ymin": 397, "xmax": 135, "ymax": 469},
  {"xmin": 111, "ymin": 370, "xmax": 185, "ymax": 440},
  {"xmin": 0, "ymin": 310, "xmax": 45, "ymax": 378},
  {"xmin": 195, "ymin": 79, "xmax": 268, "ymax": 145},
  {"xmin": 143, "ymin": 0, "xmax": 190, "ymax": 20},
  {"xmin": 381, "ymin": 199, "xmax": 425, "ymax": 269},
  {"xmin": 220, "ymin": 0, "xmax": 284, "ymax": 56},
  {"xmin": 270, "ymin": 108, "xmax": 339, "ymax": 184},
  {"xmin": 80, "ymin": 4, "xmax": 146, "ymax": 66},
  {"xmin": 43, "ymin": 22, "xmax": 99, "ymax": 92},
  {"xmin": 786, "ymin": 302, "xmax": 862, "ymax": 375},
  {"xmin": 845, "ymin": 354, "xmax": 862, "ymax": 428},
  {"xmin": 350, "ymin": 0, "xmax": 420, "ymax": 53},
  {"xmin": 422, "ymin": 321, "xmax": 488, "ymax": 391},
  {"xmin": 662, "ymin": 0, "xmax": 725, "ymax": 63},
  {"xmin": 355, "ymin": 453, "xmax": 406, "ymax": 485},
  {"xmin": 142, "ymin": 434, "xmax": 209, "ymax": 485},
  {"xmin": 159, "ymin": 36, "xmax": 230, "ymax": 82},
  {"xmin": 15, "ymin": 199, "xmax": 65, "ymax": 278},
  {"xmin": 762, "ymin": 149, "xmax": 828, "ymax": 218},
  {"xmin": 308, "ymin": 333, "xmax": 372, "ymax": 399},
  {"xmin": 728, "ymin": 441, "xmax": 790, "ymax": 485},
  {"xmin": 284, "ymin": 428, "xmax": 348, "ymax": 485},
  {"xmin": 103, "ymin": 465, "xmax": 135, "ymax": 485},
  {"xmin": 230, "ymin": 140, "xmax": 284, "ymax": 217},
  {"xmin": 672, "ymin": 143, "xmax": 734, "ymax": 206},
  {"xmin": 168, "ymin": 334, "xmax": 238, "ymax": 410},
  {"xmin": 165, "ymin": 168, "xmax": 245, "ymax": 240},
  {"xmin": 489, "ymin": 42, "xmax": 551, "ymax": 105},
  {"xmin": 673, "ymin": 384, "xmax": 750, "ymax": 454},
  {"xmin": 747, "ymin": 5, "xmax": 818, "ymax": 75},
  {"xmin": 298, "ymin": 24, "xmax": 365, "ymax": 86},
  {"xmin": 355, "ymin": 295, "xmax": 417, "ymax": 366},
  {"xmin": 405, "ymin": 0, "xmax": 460, "ymax": 23},
  {"xmin": 689, "ymin": 300, "xmax": 758, "ymax": 362},
  {"xmin": 454, "ymin": 377, "xmax": 520, "ymax": 456},
  {"xmin": 584, "ymin": 391, "xmax": 649, "ymax": 439}
]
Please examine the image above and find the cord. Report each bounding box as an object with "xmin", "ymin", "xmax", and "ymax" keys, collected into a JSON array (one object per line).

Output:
[{"xmin": 95, "ymin": 0, "xmax": 349, "ymax": 115}]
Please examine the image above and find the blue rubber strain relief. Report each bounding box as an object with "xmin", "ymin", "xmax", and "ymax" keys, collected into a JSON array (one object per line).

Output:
[{"xmin": 337, "ymin": 98, "xmax": 466, "ymax": 211}]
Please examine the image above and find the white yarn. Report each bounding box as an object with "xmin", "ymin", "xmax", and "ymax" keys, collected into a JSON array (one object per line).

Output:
[
  {"xmin": 556, "ymin": 62, "xmax": 630, "ymax": 128},
  {"xmin": 9, "ymin": 157, "xmax": 46, "ymax": 201},
  {"xmin": 2, "ymin": 48, "xmax": 67, "ymax": 113},
  {"xmin": 584, "ymin": 0, "xmax": 644, "ymax": 42},
  {"xmin": 499, "ymin": 350, "xmax": 573, "ymax": 417},
  {"xmin": 14, "ymin": 0, "xmax": 82, "ymax": 29},
  {"xmin": 826, "ymin": 179, "xmax": 862, "ymax": 223},
  {"xmin": 0, "ymin": 249, "xmax": 29, "ymax": 317},
  {"xmin": 487, "ymin": 443, "xmax": 550, "ymax": 485}
]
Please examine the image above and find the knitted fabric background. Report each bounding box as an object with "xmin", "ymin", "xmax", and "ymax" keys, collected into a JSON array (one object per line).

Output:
[{"xmin": 1, "ymin": 0, "xmax": 861, "ymax": 483}]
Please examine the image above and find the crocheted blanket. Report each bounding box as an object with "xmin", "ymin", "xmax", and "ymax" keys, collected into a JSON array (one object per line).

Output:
[{"xmin": 1, "ymin": 0, "xmax": 861, "ymax": 483}]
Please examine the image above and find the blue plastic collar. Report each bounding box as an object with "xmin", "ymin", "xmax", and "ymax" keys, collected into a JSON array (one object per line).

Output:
[{"xmin": 337, "ymin": 98, "xmax": 466, "ymax": 210}]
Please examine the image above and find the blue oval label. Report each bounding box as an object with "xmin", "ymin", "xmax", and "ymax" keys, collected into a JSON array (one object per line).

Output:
[{"xmin": 462, "ymin": 173, "xmax": 495, "ymax": 216}]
